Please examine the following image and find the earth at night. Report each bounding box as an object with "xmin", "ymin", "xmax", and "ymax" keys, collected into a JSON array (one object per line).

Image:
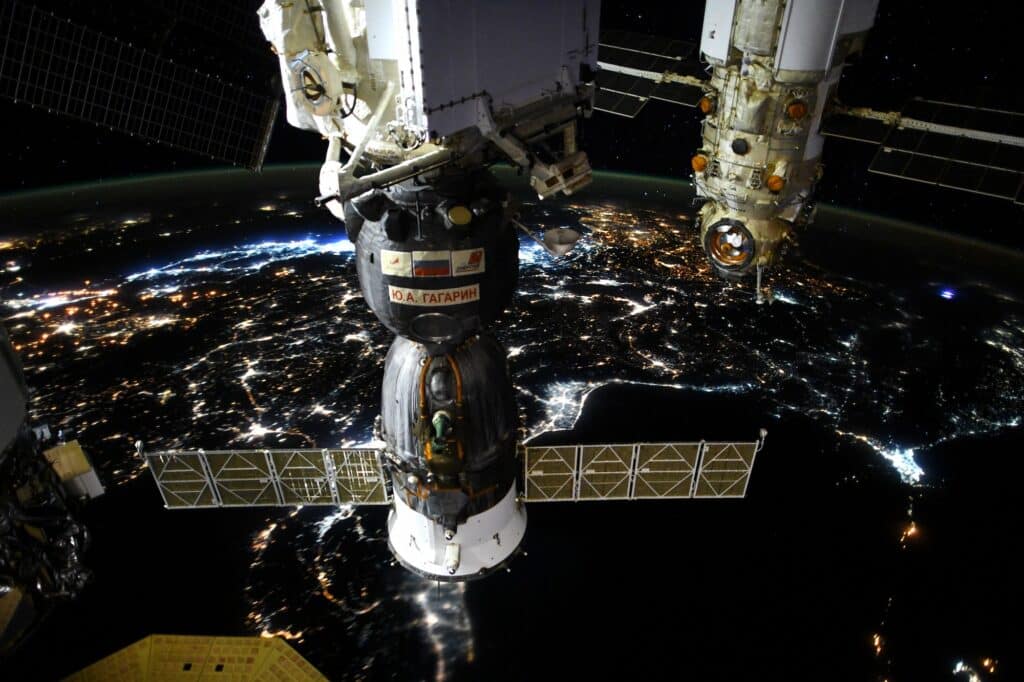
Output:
[{"xmin": 1, "ymin": 166, "xmax": 1022, "ymax": 681}]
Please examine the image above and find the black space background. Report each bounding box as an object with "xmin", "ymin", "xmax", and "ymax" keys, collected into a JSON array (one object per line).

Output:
[{"xmin": 1, "ymin": 0, "xmax": 1022, "ymax": 244}]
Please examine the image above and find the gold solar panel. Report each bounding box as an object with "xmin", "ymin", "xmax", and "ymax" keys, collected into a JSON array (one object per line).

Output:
[
  {"xmin": 273, "ymin": 450, "xmax": 334, "ymax": 505},
  {"xmin": 693, "ymin": 442, "xmax": 758, "ymax": 498},
  {"xmin": 65, "ymin": 635, "xmax": 328, "ymax": 681},
  {"xmin": 578, "ymin": 445, "xmax": 633, "ymax": 500},
  {"xmin": 523, "ymin": 446, "xmax": 577, "ymax": 501},
  {"xmin": 147, "ymin": 634, "xmax": 212, "ymax": 679},
  {"xmin": 633, "ymin": 443, "xmax": 700, "ymax": 498},
  {"xmin": 522, "ymin": 439, "xmax": 761, "ymax": 502},
  {"xmin": 147, "ymin": 453, "xmax": 217, "ymax": 508},
  {"xmin": 205, "ymin": 451, "xmax": 278, "ymax": 507},
  {"xmin": 145, "ymin": 448, "xmax": 390, "ymax": 509},
  {"xmin": 331, "ymin": 449, "xmax": 388, "ymax": 504}
]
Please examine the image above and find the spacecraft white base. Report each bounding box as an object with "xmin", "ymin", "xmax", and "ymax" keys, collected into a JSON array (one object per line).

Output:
[{"xmin": 387, "ymin": 484, "xmax": 526, "ymax": 581}]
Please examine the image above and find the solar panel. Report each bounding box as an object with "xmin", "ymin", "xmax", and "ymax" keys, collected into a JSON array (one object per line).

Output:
[
  {"xmin": 523, "ymin": 445, "xmax": 578, "ymax": 501},
  {"xmin": 598, "ymin": 45, "xmax": 681, "ymax": 76},
  {"xmin": 650, "ymin": 80, "xmax": 703, "ymax": 107},
  {"xmin": 273, "ymin": 450, "xmax": 336, "ymax": 505},
  {"xmin": 523, "ymin": 440, "xmax": 760, "ymax": 502},
  {"xmin": 0, "ymin": 1, "xmax": 278, "ymax": 170},
  {"xmin": 599, "ymin": 30, "xmax": 695, "ymax": 61},
  {"xmin": 633, "ymin": 443, "xmax": 699, "ymax": 499},
  {"xmin": 67, "ymin": 635, "xmax": 327, "ymax": 681},
  {"xmin": 819, "ymin": 113, "xmax": 892, "ymax": 144},
  {"xmin": 578, "ymin": 445, "xmax": 634, "ymax": 499},
  {"xmin": 903, "ymin": 97, "xmax": 1024, "ymax": 139},
  {"xmin": 693, "ymin": 442, "xmax": 757, "ymax": 498},
  {"xmin": 147, "ymin": 451, "xmax": 217, "ymax": 508},
  {"xmin": 596, "ymin": 70, "xmax": 657, "ymax": 99},
  {"xmin": 333, "ymin": 449, "xmax": 390, "ymax": 503},
  {"xmin": 593, "ymin": 87, "xmax": 648, "ymax": 118},
  {"xmin": 869, "ymin": 146, "xmax": 1024, "ymax": 200},
  {"xmin": 205, "ymin": 450, "xmax": 279, "ymax": 506},
  {"xmin": 148, "ymin": 438, "xmax": 761, "ymax": 508},
  {"xmin": 145, "ymin": 448, "xmax": 390, "ymax": 509},
  {"xmin": 881, "ymin": 128, "xmax": 1024, "ymax": 174}
]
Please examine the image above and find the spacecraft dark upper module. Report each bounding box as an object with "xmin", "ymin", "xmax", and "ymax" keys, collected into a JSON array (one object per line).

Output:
[{"xmin": 1, "ymin": 0, "xmax": 1022, "ymax": 670}]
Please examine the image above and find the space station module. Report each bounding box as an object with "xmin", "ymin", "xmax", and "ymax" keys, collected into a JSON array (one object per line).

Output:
[{"xmin": 692, "ymin": 0, "xmax": 879, "ymax": 280}]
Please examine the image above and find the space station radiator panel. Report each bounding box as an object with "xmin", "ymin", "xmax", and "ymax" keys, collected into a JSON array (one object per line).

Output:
[
  {"xmin": 145, "ymin": 448, "xmax": 390, "ymax": 509},
  {"xmin": 522, "ymin": 440, "xmax": 760, "ymax": 502},
  {"xmin": 0, "ymin": 1, "xmax": 278, "ymax": 170}
]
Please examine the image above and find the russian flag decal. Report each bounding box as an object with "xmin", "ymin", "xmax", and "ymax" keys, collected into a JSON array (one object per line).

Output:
[{"xmin": 412, "ymin": 251, "xmax": 452, "ymax": 277}]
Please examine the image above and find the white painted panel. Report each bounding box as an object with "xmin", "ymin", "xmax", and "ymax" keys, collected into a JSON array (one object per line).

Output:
[
  {"xmin": 414, "ymin": 0, "xmax": 597, "ymax": 137},
  {"xmin": 396, "ymin": 0, "xmax": 425, "ymax": 128},
  {"xmin": 775, "ymin": 0, "xmax": 844, "ymax": 73},
  {"xmin": 366, "ymin": 0, "xmax": 398, "ymax": 60},
  {"xmin": 803, "ymin": 76, "xmax": 838, "ymax": 160},
  {"xmin": 700, "ymin": 0, "xmax": 737, "ymax": 64},
  {"xmin": 839, "ymin": 0, "xmax": 880, "ymax": 35}
]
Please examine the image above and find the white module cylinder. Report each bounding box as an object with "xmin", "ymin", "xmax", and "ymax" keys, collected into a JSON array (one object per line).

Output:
[
  {"xmin": 774, "ymin": 0, "xmax": 845, "ymax": 77},
  {"xmin": 388, "ymin": 483, "xmax": 526, "ymax": 581}
]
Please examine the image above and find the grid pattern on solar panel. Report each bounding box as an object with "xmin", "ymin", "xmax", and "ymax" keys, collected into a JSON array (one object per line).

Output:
[
  {"xmin": 0, "ymin": 1, "xmax": 277, "ymax": 170},
  {"xmin": 206, "ymin": 451, "xmax": 278, "ymax": 506},
  {"xmin": 599, "ymin": 30, "xmax": 695, "ymax": 60},
  {"xmin": 870, "ymin": 146, "xmax": 1024, "ymax": 200},
  {"xmin": 145, "ymin": 449, "xmax": 390, "ymax": 508},
  {"xmin": 593, "ymin": 87, "xmax": 647, "ymax": 118},
  {"xmin": 598, "ymin": 45, "xmax": 683, "ymax": 76},
  {"xmin": 524, "ymin": 441, "xmax": 758, "ymax": 502},
  {"xmin": 522, "ymin": 446, "xmax": 577, "ymax": 500},
  {"xmin": 596, "ymin": 69, "xmax": 656, "ymax": 98},
  {"xmin": 332, "ymin": 449, "xmax": 389, "ymax": 503},
  {"xmin": 633, "ymin": 443, "xmax": 699, "ymax": 498},
  {"xmin": 147, "ymin": 452, "xmax": 216, "ymax": 508},
  {"xmin": 66, "ymin": 635, "xmax": 328, "ymax": 681},
  {"xmin": 903, "ymin": 98, "xmax": 1024, "ymax": 139},
  {"xmin": 880, "ymin": 127, "xmax": 1024, "ymax": 173},
  {"xmin": 578, "ymin": 445, "xmax": 633, "ymax": 499},
  {"xmin": 819, "ymin": 113, "xmax": 892, "ymax": 144},
  {"xmin": 693, "ymin": 443, "xmax": 756, "ymax": 498},
  {"xmin": 649, "ymin": 80, "xmax": 702, "ymax": 107}
]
